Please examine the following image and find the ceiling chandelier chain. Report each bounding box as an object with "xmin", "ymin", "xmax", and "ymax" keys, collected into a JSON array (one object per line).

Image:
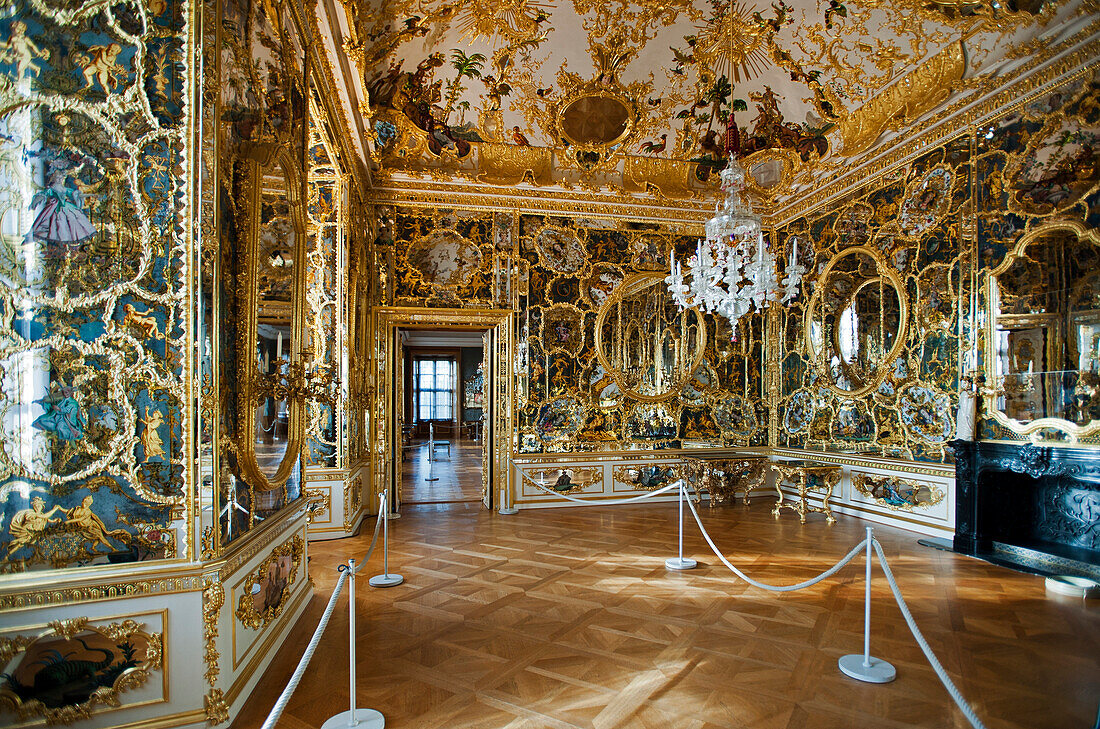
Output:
[{"xmin": 666, "ymin": 154, "xmax": 806, "ymax": 325}]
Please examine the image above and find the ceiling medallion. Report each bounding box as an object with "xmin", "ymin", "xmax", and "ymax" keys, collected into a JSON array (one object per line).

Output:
[{"xmin": 667, "ymin": 154, "xmax": 804, "ymax": 325}]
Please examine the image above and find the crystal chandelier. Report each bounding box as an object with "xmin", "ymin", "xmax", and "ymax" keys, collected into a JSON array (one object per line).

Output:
[{"xmin": 666, "ymin": 154, "xmax": 805, "ymax": 325}]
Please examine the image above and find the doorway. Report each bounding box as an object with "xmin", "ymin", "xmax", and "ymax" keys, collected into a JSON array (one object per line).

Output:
[
  {"xmin": 399, "ymin": 329, "xmax": 486, "ymax": 505},
  {"xmin": 375, "ymin": 307, "xmax": 513, "ymax": 515}
]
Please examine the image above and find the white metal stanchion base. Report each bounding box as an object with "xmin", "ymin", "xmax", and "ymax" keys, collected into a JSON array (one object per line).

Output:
[
  {"xmin": 387, "ymin": 512, "xmax": 401, "ymax": 519},
  {"xmin": 321, "ymin": 708, "xmax": 385, "ymax": 729},
  {"xmin": 838, "ymin": 654, "xmax": 896, "ymax": 683},
  {"xmin": 665, "ymin": 557, "xmax": 697, "ymax": 570},
  {"xmin": 498, "ymin": 506, "xmax": 518, "ymax": 515},
  {"xmin": 369, "ymin": 573, "xmax": 404, "ymax": 587}
]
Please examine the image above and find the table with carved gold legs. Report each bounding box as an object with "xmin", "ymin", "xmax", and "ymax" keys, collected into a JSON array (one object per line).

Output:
[
  {"xmin": 682, "ymin": 455, "xmax": 770, "ymax": 508},
  {"xmin": 770, "ymin": 460, "xmax": 841, "ymax": 524}
]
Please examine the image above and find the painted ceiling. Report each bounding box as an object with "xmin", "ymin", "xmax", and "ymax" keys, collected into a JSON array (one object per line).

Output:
[{"xmin": 315, "ymin": 0, "xmax": 1097, "ymax": 210}]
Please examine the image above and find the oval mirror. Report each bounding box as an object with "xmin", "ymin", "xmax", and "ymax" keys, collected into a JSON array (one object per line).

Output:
[
  {"xmin": 595, "ymin": 273, "xmax": 706, "ymax": 402},
  {"xmin": 558, "ymin": 94, "xmax": 632, "ymax": 147},
  {"xmin": 988, "ymin": 222, "xmax": 1100, "ymax": 436},
  {"xmin": 806, "ymin": 246, "xmax": 908, "ymax": 398},
  {"xmin": 240, "ymin": 155, "xmax": 307, "ymax": 489}
]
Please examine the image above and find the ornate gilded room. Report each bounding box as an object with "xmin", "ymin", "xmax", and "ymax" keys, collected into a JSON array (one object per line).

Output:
[{"xmin": 0, "ymin": 0, "xmax": 1098, "ymax": 727}]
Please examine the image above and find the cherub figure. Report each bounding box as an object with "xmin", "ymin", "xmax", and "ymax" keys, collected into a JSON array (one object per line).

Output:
[
  {"xmin": 0, "ymin": 21, "xmax": 50, "ymax": 81},
  {"xmin": 75, "ymin": 42, "xmax": 127, "ymax": 92},
  {"xmin": 122, "ymin": 303, "xmax": 162, "ymax": 339}
]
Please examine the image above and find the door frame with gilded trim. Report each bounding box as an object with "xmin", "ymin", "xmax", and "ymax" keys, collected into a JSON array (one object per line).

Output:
[{"xmin": 375, "ymin": 307, "xmax": 513, "ymax": 513}]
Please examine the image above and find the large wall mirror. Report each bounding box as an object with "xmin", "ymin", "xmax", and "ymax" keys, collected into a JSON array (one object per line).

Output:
[
  {"xmin": 806, "ymin": 246, "xmax": 908, "ymax": 398},
  {"xmin": 239, "ymin": 154, "xmax": 307, "ymax": 490},
  {"xmin": 594, "ymin": 273, "xmax": 706, "ymax": 402},
  {"xmin": 986, "ymin": 221, "xmax": 1100, "ymax": 442}
]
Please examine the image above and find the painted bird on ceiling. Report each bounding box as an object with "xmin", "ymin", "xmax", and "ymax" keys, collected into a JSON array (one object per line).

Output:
[
  {"xmin": 511, "ymin": 126, "xmax": 531, "ymax": 146},
  {"xmin": 638, "ymin": 134, "xmax": 667, "ymax": 155}
]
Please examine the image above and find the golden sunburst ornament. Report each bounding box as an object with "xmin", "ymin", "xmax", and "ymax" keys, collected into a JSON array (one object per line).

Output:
[
  {"xmin": 694, "ymin": 1, "xmax": 771, "ymax": 83},
  {"xmin": 452, "ymin": 0, "xmax": 554, "ymax": 45}
]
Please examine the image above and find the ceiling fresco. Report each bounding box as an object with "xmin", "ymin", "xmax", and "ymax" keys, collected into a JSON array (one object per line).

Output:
[{"xmin": 316, "ymin": 0, "xmax": 1095, "ymax": 207}]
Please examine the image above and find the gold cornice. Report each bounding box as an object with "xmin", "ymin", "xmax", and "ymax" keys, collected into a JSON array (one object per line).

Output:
[
  {"xmin": 217, "ymin": 510, "xmax": 309, "ymax": 579},
  {"xmin": 368, "ymin": 177, "xmax": 712, "ymax": 228}
]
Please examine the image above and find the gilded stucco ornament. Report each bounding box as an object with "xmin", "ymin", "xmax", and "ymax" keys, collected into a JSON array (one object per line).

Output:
[
  {"xmin": 234, "ymin": 534, "xmax": 303, "ymax": 631},
  {"xmin": 0, "ymin": 618, "xmax": 163, "ymax": 725}
]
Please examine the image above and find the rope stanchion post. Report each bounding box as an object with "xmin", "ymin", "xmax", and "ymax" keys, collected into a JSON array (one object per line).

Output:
[
  {"xmin": 665, "ymin": 480, "xmax": 697, "ymax": 570},
  {"xmin": 422, "ymin": 424, "xmax": 435, "ymax": 481},
  {"xmin": 498, "ymin": 481, "xmax": 518, "ymax": 515},
  {"xmin": 369, "ymin": 489, "xmax": 403, "ymax": 588},
  {"xmin": 321, "ymin": 559, "xmax": 385, "ymax": 729},
  {"xmin": 839, "ymin": 526, "xmax": 896, "ymax": 684}
]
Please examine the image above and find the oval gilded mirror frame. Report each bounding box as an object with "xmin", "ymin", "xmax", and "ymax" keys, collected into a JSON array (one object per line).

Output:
[
  {"xmin": 805, "ymin": 245, "xmax": 909, "ymax": 399},
  {"xmin": 237, "ymin": 151, "xmax": 309, "ymax": 491},
  {"xmin": 983, "ymin": 220, "xmax": 1100, "ymax": 444},
  {"xmin": 594, "ymin": 272, "xmax": 707, "ymax": 403}
]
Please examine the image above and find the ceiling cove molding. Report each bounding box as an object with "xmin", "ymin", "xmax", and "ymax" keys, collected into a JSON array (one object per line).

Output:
[{"xmin": 769, "ymin": 29, "xmax": 1100, "ymax": 224}]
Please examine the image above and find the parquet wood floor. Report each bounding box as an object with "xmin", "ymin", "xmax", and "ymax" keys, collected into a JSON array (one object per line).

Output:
[
  {"xmin": 402, "ymin": 438, "xmax": 484, "ymax": 504},
  {"xmin": 232, "ymin": 500, "xmax": 1099, "ymax": 729}
]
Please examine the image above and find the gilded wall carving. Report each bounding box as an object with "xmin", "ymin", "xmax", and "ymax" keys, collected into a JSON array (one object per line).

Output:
[
  {"xmin": 382, "ymin": 207, "xmax": 766, "ymax": 452},
  {"xmin": 0, "ymin": 616, "xmax": 164, "ymax": 725},
  {"xmin": 773, "ymin": 138, "xmax": 970, "ymax": 462}
]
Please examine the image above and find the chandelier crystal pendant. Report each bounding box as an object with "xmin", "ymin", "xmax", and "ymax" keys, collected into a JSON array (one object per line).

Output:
[{"xmin": 666, "ymin": 154, "xmax": 805, "ymax": 325}]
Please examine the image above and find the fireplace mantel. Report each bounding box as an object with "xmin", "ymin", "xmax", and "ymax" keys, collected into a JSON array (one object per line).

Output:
[{"xmin": 950, "ymin": 439, "xmax": 1100, "ymax": 577}]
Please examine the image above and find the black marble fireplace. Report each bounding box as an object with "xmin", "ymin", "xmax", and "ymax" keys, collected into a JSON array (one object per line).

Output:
[{"xmin": 950, "ymin": 439, "xmax": 1100, "ymax": 579}]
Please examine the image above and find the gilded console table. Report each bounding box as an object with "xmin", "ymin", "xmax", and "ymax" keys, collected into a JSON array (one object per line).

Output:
[
  {"xmin": 771, "ymin": 460, "xmax": 841, "ymax": 524},
  {"xmin": 682, "ymin": 455, "xmax": 770, "ymax": 508}
]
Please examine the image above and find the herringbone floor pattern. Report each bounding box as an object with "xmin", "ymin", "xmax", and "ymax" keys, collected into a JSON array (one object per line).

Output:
[{"xmin": 233, "ymin": 500, "xmax": 1099, "ymax": 729}]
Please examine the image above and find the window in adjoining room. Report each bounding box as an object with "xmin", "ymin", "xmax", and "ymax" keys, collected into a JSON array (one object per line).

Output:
[{"xmin": 414, "ymin": 357, "xmax": 456, "ymax": 421}]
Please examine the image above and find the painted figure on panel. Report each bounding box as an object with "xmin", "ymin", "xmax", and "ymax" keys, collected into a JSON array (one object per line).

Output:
[
  {"xmin": 32, "ymin": 387, "xmax": 85, "ymax": 441},
  {"xmin": 139, "ymin": 408, "xmax": 165, "ymax": 461},
  {"xmin": 29, "ymin": 149, "xmax": 97, "ymax": 246},
  {"xmin": 5, "ymin": 496, "xmax": 63, "ymax": 558},
  {"xmin": 0, "ymin": 630, "xmax": 147, "ymax": 712},
  {"xmin": 64, "ymin": 495, "xmax": 128, "ymax": 552},
  {"xmin": 0, "ymin": 21, "xmax": 49, "ymax": 81}
]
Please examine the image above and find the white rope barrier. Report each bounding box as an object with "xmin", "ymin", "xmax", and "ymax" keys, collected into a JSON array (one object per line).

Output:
[
  {"xmin": 519, "ymin": 470, "xmax": 683, "ymax": 504},
  {"xmin": 872, "ymin": 539, "xmax": 987, "ymax": 729},
  {"xmin": 680, "ymin": 481, "xmax": 867, "ymax": 591},
  {"xmin": 260, "ymin": 507, "xmax": 386, "ymax": 729},
  {"xmin": 259, "ymin": 568, "xmax": 349, "ymax": 729}
]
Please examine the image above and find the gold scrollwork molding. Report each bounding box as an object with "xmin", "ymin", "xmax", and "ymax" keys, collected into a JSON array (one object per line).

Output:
[
  {"xmin": 0, "ymin": 617, "xmax": 163, "ymax": 725},
  {"xmin": 0, "ymin": 575, "xmax": 204, "ymax": 612},
  {"xmin": 304, "ymin": 487, "xmax": 332, "ymax": 524},
  {"xmin": 852, "ymin": 473, "xmax": 945, "ymax": 512},
  {"xmin": 613, "ymin": 464, "xmax": 681, "ymax": 490},
  {"xmin": 202, "ymin": 577, "xmax": 224, "ymax": 686},
  {"xmin": 204, "ymin": 688, "xmax": 229, "ymax": 725},
  {"xmin": 234, "ymin": 535, "xmax": 303, "ymax": 631},
  {"xmin": 478, "ymin": 143, "xmax": 553, "ymax": 185}
]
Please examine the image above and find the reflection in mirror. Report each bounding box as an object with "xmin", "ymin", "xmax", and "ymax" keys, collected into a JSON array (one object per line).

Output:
[
  {"xmin": 992, "ymin": 226, "xmax": 1100, "ymax": 427},
  {"xmin": 595, "ymin": 274, "xmax": 706, "ymax": 402},
  {"xmin": 807, "ymin": 247, "xmax": 907, "ymax": 397}
]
